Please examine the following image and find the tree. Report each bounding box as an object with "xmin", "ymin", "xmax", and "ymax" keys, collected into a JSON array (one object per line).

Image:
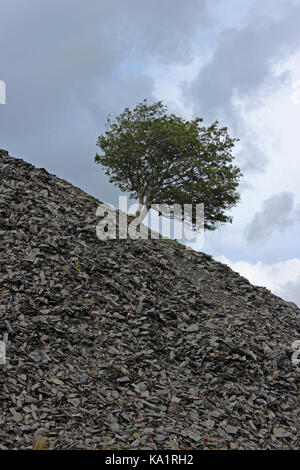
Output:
[{"xmin": 95, "ymin": 99, "xmax": 242, "ymax": 231}]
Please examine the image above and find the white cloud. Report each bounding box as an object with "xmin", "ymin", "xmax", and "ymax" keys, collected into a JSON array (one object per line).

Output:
[
  {"xmin": 278, "ymin": 275, "xmax": 300, "ymax": 307},
  {"xmin": 183, "ymin": 0, "xmax": 300, "ymax": 174},
  {"xmin": 193, "ymin": 46, "xmax": 300, "ymax": 264},
  {"xmin": 245, "ymin": 191, "xmax": 300, "ymax": 245},
  {"xmin": 216, "ymin": 255, "xmax": 300, "ymax": 306}
]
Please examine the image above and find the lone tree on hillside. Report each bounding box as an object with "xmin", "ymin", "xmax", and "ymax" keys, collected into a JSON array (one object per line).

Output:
[{"xmin": 95, "ymin": 99, "xmax": 242, "ymax": 230}]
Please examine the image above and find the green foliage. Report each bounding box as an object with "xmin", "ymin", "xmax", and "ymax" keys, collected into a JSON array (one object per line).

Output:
[{"xmin": 95, "ymin": 99, "xmax": 242, "ymax": 230}]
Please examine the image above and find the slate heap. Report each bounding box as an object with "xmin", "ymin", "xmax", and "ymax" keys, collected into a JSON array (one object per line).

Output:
[{"xmin": 0, "ymin": 148, "xmax": 299, "ymax": 449}]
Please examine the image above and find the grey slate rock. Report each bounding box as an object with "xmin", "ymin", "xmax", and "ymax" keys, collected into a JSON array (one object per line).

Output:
[{"xmin": 0, "ymin": 149, "xmax": 299, "ymax": 451}]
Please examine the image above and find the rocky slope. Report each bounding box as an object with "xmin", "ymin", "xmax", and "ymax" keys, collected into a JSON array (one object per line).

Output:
[{"xmin": 0, "ymin": 148, "xmax": 299, "ymax": 450}]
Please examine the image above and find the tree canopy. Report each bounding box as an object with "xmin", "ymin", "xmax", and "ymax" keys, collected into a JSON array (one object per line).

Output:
[{"xmin": 95, "ymin": 99, "xmax": 242, "ymax": 231}]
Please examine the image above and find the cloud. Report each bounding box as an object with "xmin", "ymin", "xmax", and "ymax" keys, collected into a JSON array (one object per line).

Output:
[
  {"xmin": 1, "ymin": 0, "xmax": 299, "ymax": 266},
  {"xmin": 245, "ymin": 191, "xmax": 300, "ymax": 245},
  {"xmin": 217, "ymin": 255, "xmax": 300, "ymax": 307},
  {"xmin": 183, "ymin": 0, "xmax": 300, "ymax": 174},
  {"xmin": 277, "ymin": 275, "xmax": 300, "ymax": 307},
  {"xmin": 0, "ymin": 0, "xmax": 211, "ymax": 204},
  {"xmin": 0, "ymin": 0, "xmax": 211, "ymax": 135},
  {"xmin": 122, "ymin": 0, "xmax": 212, "ymax": 65}
]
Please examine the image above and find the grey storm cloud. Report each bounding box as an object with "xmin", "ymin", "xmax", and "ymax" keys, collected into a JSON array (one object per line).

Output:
[
  {"xmin": 1, "ymin": 0, "xmax": 300, "ymax": 207},
  {"xmin": 183, "ymin": 0, "xmax": 300, "ymax": 174},
  {"xmin": 0, "ymin": 0, "xmax": 210, "ymax": 204},
  {"xmin": 245, "ymin": 191, "xmax": 300, "ymax": 245}
]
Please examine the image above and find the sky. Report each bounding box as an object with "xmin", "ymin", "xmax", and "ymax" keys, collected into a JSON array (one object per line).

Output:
[{"xmin": 0, "ymin": 0, "xmax": 300, "ymax": 306}]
